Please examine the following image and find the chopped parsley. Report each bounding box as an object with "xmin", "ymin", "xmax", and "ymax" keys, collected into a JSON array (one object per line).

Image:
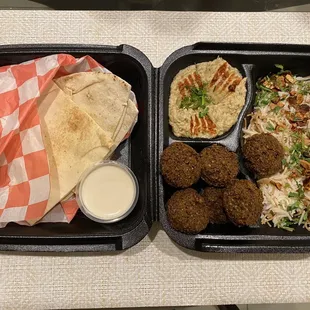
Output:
[
  {"xmin": 284, "ymin": 183, "xmax": 291, "ymax": 189},
  {"xmin": 272, "ymin": 106, "xmax": 282, "ymax": 114},
  {"xmin": 179, "ymin": 83, "xmax": 213, "ymax": 118},
  {"xmin": 287, "ymin": 201, "xmax": 300, "ymax": 212},
  {"xmin": 288, "ymin": 192, "xmax": 299, "ymax": 198},
  {"xmin": 296, "ymin": 80, "xmax": 310, "ymax": 95},
  {"xmin": 274, "ymin": 64, "xmax": 291, "ymax": 76},
  {"xmin": 290, "ymin": 142, "xmax": 303, "ymax": 166},
  {"xmin": 296, "ymin": 182, "xmax": 305, "ymax": 200},
  {"xmin": 255, "ymin": 81, "xmax": 279, "ymax": 107},
  {"xmin": 278, "ymin": 218, "xmax": 296, "ymax": 232},
  {"xmin": 282, "ymin": 132, "xmax": 310, "ymax": 174},
  {"xmin": 281, "ymin": 132, "xmax": 310, "ymax": 173},
  {"xmin": 275, "ymin": 64, "xmax": 284, "ymax": 71},
  {"xmin": 287, "ymin": 183, "xmax": 305, "ymax": 223},
  {"xmin": 199, "ymin": 108, "xmax": 209, "ymax": 118},
  {"xmin": 266, "ymin": 122, "xmax": 275, "ymax": 131},
  {"xmin": 255, "ymin": 65, "xmax": 294, "ymax": 107}
]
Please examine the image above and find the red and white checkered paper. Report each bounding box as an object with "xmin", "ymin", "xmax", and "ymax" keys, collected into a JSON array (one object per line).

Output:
[{"xmin": 0, "ymin": 54, "xmax": 133, "ymax": 227}]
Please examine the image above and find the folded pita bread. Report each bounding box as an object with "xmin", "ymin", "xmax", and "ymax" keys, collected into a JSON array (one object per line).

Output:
[
  {"xmin": 31, "ymin": 82, "xmax": 112, "ymax": 224},
  {"xmin": 54, "ymin": 72, "xmax": 133, "ymax": 143},
  {"xmin": 112, "ymin": 98, "xmax": 138, "ymax": 145}
]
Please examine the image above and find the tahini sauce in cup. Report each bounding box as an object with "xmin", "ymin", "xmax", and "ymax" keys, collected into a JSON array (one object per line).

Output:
[{"xmin": 77, "ymin": 161, "xmax": 139, "ymax": 223}]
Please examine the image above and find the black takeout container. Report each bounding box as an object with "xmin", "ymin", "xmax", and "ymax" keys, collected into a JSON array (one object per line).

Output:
[
  {"xmin": 0, "ymin": 44, "xmax": 156, "ymax": 252},
  {"xmin": 1, "ymin": 43, "xmax": 310, "ymax": 253}
]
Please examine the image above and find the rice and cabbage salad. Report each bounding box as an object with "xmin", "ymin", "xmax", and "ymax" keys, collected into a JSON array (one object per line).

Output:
[{"xmin": 243, "ymin": 65, "xmax": 310, "ymax": 231}]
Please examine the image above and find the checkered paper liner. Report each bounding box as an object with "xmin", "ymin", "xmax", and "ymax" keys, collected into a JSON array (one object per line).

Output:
[{"xmin": 0, "ymin": 54, "xmax": 136, "ymax": 227}]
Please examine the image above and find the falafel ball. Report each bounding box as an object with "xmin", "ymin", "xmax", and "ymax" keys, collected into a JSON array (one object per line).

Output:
[
  {"xmin": 223, "ymin": 179, "xmax": 263, "ymax": 226},
  {"xmin": 243, "ymin": 133, "xmax": 284, "ymax": 179},
  {"xmin": 202, "ymin": 187, "xmax": 228, "ymax": 224},
  {"xmin": 167, "ymin": 188, "xmax": 209, "ymax": 234},
  {"xmin": 161, "ymin": 142, "xmax": 201, "ymax": 188},
  {"xmin": 200, "ymin": 144, "xmax": 239, "ymax": 187}
]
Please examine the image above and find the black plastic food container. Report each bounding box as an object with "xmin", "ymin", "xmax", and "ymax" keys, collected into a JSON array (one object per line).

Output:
[
  {"xmin": 0, "ymin": 44, "xmax": 156, "ymax": 252},
  {"xmin": 1, "ymin": 42, "xmax": 310, "ymax": 253}
]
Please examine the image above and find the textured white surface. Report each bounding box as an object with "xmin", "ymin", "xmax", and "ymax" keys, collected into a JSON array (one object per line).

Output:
[
  {"xmin": 1, "ymin": 11, "xmax": 310, "ymax": 67},
  {"xmin": 1, "ymin": 10, "xmax": 310, "ymax": 309}
]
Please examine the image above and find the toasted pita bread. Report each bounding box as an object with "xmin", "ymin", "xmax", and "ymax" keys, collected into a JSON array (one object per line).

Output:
[
  {"xmin": 30, "ymin": 82, "xmax": 112, "ymax": 224},
  {"xmin": 54, "ymin": 72, "xmax": 132, "ymax": 142},
  {"xmin": 112, "ymin": 99, "xmax": 138, "ymax": 145}
]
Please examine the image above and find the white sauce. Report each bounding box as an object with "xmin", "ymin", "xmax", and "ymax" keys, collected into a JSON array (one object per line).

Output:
[{"xmin": 80, "ymin": 164, "xmax": 136, "ymax": 221}]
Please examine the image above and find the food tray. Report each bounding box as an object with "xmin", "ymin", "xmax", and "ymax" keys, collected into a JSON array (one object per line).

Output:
[
  {"xmin": 0, "ymin": 44, "xmax": 155, "ymax": 252},
  {"xmin": 158, "ymin": 42, "xmax": 310, "ymax": 253},
  {"xmin": 1, "ymin": 43, "xmax": 310, "ymax": 253}
]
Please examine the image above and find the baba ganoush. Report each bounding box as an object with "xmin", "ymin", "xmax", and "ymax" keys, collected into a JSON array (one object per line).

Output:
[{"xmin": 169, "ymin": 57, "xmax": 247, "ymax": 138}]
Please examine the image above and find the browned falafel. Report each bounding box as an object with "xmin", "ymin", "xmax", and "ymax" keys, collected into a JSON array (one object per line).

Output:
[
  {"xmin": 160, "ymin": 142, "xmax": 201, "ymax": 188},
  {"xmin": 223, "ymin": 179, "xmax": 263, "ymax": 226},
  {"xmin": 167, "ymin": 188, "xmax": 209, "ymax": 234},
  {"xmin": 202, "ymin": 187, "xmax": 228, "ymax": 224},
  {"xmin": 200, "ymin": 144, "xmax": 239, "ymax": 187},
  {"xmin": 243, "ymin": 133, "xmax": 284, "ymax": 179}
]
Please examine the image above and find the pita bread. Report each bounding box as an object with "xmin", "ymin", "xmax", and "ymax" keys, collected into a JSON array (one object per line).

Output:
[
  {"xmin": 54, "ymin": 72, "xmax": 132, "ymax": 142},
  {"xmin": 112, "ymin": 99, "xmax": 138, "ymax": 145},
  {"xmin": 30, "ymin": 82, "xmax": 112, "ymax": 224}
]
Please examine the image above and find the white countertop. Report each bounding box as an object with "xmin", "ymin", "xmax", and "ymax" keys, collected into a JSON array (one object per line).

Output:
[{"xmin": 1, "ymin": 10, "xmax": 310, "ymax": 309}]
